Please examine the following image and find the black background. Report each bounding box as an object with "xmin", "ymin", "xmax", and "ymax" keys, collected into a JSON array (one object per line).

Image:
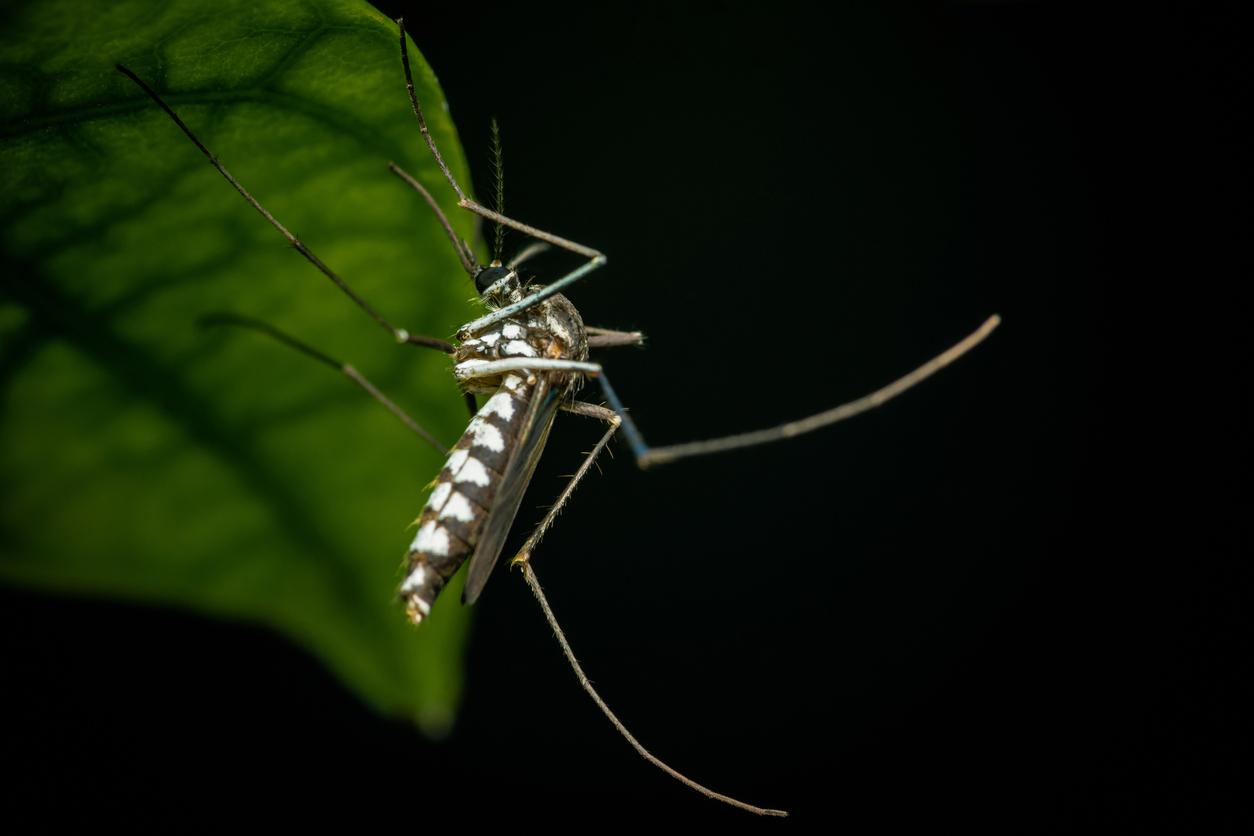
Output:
[{"xmin": 4, "ymin": 2, "xmax": 1245, "ymax": 830}]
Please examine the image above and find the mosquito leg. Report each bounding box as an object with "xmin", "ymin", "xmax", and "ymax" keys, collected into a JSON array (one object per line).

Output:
[
  {"xmin": 392, "ymin": 157, "xmax": 606, "ymax": 338},
  {"xmin": 560, "ymin": 400, "xmax": 619, "ymax": 420},
  {"xmin": 507, "ymin": 242, "xmax": 550, "ymax": 270},
  {"xmin": 396, "ymin": 19, "xmax": 608, "ymax": 338},
  {"xmin": 116, "ymin": 65, "xmax": 435, "ymax": 349},
  {"xmin": 386, "ymin": 163, "xmax": 478, "ymax": 277},
  {"xmin": 510, "ymin": 402, "xmax": 619, "ymax": 568},
  {"xmin": 397, "ymin": 24, "xmax": 603, "ymax": 261},
  {"xmin": 595, "ymin": 315, "xmax": 1003, "ymax": 468},
  {"xmin": 396, "ymin": 17, "xmax": 470, "ymax": 206},
  {"xmin": 462, "ymin": 396, "xmax": 786, "ymax": 817},
  {"xmin": 455, "ymin": 314, "xmax": 998, "ymax": 466},
  {"xmin": 452, "ymin": 357, "xmax": 601, "ymax": 383},
  {"xmin": 457, "ymin": 256, "xmax": 607, "ymax": 339},
  {"xmin": 477, "ymin": 392, "xmax": 787, "ymax": 816},
  {"xmin": 520, "ymin": 564, "xmax": 788, "ymax": 817},
  {"xmin": 455, "ymin": 203, "xmax": 604, "ymax": 261},
  {"xmin": 198, "ymin": 313, "xmax": 448, "ymax": 455},
  {"xmin": 388, "ymin": 166, "xmax": 553, "ymax": 279},
  {"xmin": 586, "ymin": 326, "xmax": 646, "ymax": 349}
]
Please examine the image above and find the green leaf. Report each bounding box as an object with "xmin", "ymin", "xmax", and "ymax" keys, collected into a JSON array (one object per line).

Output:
[{"xmin": 0, "ymin": 0, "xmax": 481, "ymax": 734}]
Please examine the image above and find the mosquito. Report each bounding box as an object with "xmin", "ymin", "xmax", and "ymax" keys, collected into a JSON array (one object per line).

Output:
[{"xmin": 116, "ymin": 17, "xmax": 999, "ymax": 818}]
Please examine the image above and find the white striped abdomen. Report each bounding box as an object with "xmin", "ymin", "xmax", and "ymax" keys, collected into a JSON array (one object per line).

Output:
[{"xmin": 399, "ymin": 374, "xmax": 533, "ymax": 624}]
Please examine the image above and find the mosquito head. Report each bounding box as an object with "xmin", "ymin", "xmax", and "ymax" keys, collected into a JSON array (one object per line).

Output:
[{"xmin": 474, "ymin": 260, "xmax": 518, "ymax": 299}]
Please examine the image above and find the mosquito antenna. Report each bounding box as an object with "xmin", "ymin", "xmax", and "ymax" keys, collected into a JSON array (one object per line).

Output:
[
  {"xmin": 489, "ymin": 118, "xmax": 507, "ymax": 263},
  {"xmin": 520, "ymin": 563, "xmax": 789, "ymax": 818}
]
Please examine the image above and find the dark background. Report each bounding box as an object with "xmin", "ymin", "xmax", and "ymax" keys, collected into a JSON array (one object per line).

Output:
[{"xmin": 4, "ymin": 2, "xmax": 1244, "ymax": 829}]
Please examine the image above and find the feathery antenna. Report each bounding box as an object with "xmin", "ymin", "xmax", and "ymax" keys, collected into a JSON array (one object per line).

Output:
[{"xmin": 490, "ymin": 118, "xmax": 506, "ymax": 263}]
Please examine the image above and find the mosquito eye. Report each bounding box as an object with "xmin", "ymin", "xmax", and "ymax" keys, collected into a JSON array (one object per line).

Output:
[{"xmin": 474, "ymin": 266, "xmax": 510, "ymax": 294}]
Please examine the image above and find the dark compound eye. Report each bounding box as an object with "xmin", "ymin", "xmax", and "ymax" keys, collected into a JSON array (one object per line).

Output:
[{"xmin": 474, "ymin": 266, "xmax": 511, "ymax": 294}]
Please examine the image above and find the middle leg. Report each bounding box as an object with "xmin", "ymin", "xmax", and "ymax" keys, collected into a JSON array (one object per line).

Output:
[{"xmin": 511, "ymin": 401, "xmax": 620, "ymax": 568}]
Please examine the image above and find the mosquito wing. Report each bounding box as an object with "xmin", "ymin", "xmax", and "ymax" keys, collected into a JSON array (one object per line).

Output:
[{"xmin": 462, "ymin": 376, "xmax": 561, "ymax": 605}]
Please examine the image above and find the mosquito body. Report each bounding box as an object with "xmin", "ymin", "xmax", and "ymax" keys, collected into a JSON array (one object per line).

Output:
[
  {"xmin": 116, "ymin": 16, "xmax": 1000, "ymax": 818},
  {"xmin": 402, "ymin": 268, "xmax": 589, "ymax": 623}
]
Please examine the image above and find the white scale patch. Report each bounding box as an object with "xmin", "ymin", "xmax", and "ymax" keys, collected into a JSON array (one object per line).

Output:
[
  {"xmin": 503, "ymin": 375, "xmax": 525, "ymax": 392},
  {"xmin": 427, "ymin": 481, "xmax": 452, "ymax": 511},
  {"xmin": 469, "ymin": 418, "xmax": 505, "ymax": 452},
  {"xmin": 400, "ymin": 564, "xmax": 426, "ymax": 593},
  {"xmin": 439, "ymin": 491, "xmax": 476, "ymax": 523},
  {"xmin": 482, "ymin": 392, "xmax": 515, "ymax": 421},
  {"xmin": 411, "ymin": 520, "xmax": 450, "ymax": 556},
  {"xmin": 444, "ymin": 448, "xmax": 469, "ymax": 475},
  {"xmin": 455, "ymin": 456, "xmax": 492, "ymax": 487},
  {"xmin": 504, "ymin": 340, "xmax": 536, "ymax": 358},
  {"xmin": 501, "ymin": 323, "xmax": 525, "ymax": 340},
  {"xmin": 479, "ymin": 332, "xmax": 502, "ymax": 347},
  {"xmin": 463, "ymin": 421, "xmax": 506, "ymax": 453}
]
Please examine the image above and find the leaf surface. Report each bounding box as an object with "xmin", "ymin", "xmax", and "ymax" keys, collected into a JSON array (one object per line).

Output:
[{"xmin": 0, "ymin": 0, "xmax": 480, "ymax": 733}]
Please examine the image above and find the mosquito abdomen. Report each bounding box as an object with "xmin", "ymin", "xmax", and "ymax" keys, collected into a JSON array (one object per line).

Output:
[{"xmin": 400, "ymin": 374, "xmax": 534, "ymax": 623}]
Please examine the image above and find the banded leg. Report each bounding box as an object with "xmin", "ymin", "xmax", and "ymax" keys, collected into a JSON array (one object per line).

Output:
[
  {"xmin": 453, "ymin": 357, "xmax": 602, "ymax": 383},
  {"xmin": 199, "ymin": 313, "xmax": 448, "ymax": 455},
  {"xmin": 597, "ymin": 314, "xmax": 1003, "ymax": 468},
  {"xmin": 116, "ymin": 65, "xmax": 458, "ymax": 352},
  {"xmin": 511, "ymin": 402, "xmax": 620, "ymax": 567},
  {"xmin": 394, "ymin": 20, "xmax": 607, "ymax": 339}
]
